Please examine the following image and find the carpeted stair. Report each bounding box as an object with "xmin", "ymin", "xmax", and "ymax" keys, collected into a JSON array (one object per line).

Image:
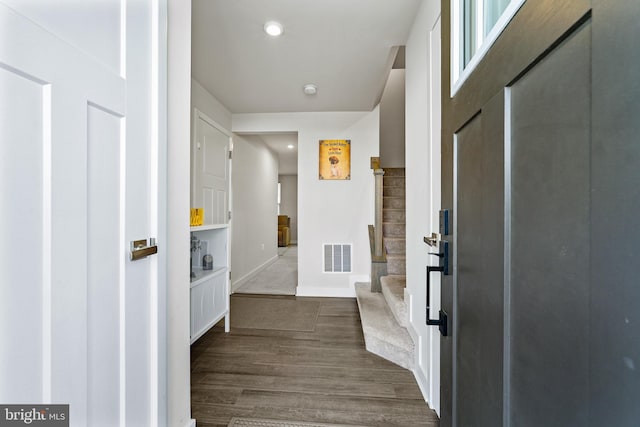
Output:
[
  {"xmin": 355, "ymin": 283, "xmax": 413, "ymax": 370},
  {"xmin": 356, "ymin": 168, "xmax": 412, "ymax": 370},
  {"xmin": 381, "ymin": 168, "xmax": 408, "ymax": 329}
]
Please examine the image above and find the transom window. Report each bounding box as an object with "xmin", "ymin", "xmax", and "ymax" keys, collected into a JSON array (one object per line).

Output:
[{"xmin": 451, "ymin": 0, "xmax": 526, "ymax": 96}]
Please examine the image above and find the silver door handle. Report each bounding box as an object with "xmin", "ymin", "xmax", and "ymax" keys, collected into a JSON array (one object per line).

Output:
[
  {"xmin": 423, "ymin": 232, "xmax": 440, "ymax": 247},
  {"xmin": 130, "ymin": 238, "xmax": 158, "ymax": 261}
]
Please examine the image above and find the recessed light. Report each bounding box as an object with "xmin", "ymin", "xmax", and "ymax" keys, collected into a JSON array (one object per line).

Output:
[
  {"xmin": 303, "ymin": 84, "xmax": 317, "ymax": 95},
  {"xmin": 264, "ymin": 21, "xmax": 284, "ymax": 37},
  {"xmin": 287, "ymin": 144, "xmax": 295, "ymax": 149}
]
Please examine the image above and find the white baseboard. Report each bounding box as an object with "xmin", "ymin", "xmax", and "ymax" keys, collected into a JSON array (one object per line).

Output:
[
  {"xmin": 408, "ymin": 320, "xmax": 430, "ymax": 400},
  {"xmin": 186, "ymin": 419, "xmax": 196, "ymax": 427},
  {"xmin": 408, "ymin": 318, "xmax": 440, "ymax": 417},
  {"xmin": 231, "ymin": 254, "xmax": 279, "ymax": 292}
]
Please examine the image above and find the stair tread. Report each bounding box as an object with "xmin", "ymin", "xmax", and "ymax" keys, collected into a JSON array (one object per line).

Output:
[{"xmin": 355, "ymin": 283, "xmax": 413, "ymax": 370}]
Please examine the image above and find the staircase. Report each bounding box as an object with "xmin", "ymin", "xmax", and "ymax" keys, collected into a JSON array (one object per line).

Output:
[{"xmin": 356, "ymin": 168, "xmax": 413, "ymax": 370}]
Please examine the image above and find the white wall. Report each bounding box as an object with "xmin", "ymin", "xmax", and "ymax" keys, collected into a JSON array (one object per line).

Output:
[
  {"xmin": 230, "ymin": 135, "xmax": 280, "ymax": 290},
  {"xmin": 380, "ymin": 69, "xmax": 406, "ymax": 168},
  {"xmin": 191, "ymin": 78, "xmax": 231, "ymax": 131},
  {"xmin": 279, "ymin": 175, "xmax": 298, "ymax": 243},
  {"xmin": 167, "ymin": 0, "xmax": 193, "ymax": 426},
  {"xmin": 405, "ymin": 0, "xmax": 442, "ymax": 415},
  {"xmin": 233, "ymin": 110, "xmax": 379, "ymax": 297}
]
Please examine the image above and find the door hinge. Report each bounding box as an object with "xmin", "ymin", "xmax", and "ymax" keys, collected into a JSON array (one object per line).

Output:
[
  {"xmin": 229, "ymin": 150, "xmax": 233, "ymax": 159},
  {"xmin": 228, "ymin": 211, "xmax": 232, "ymax": 221},
  {"xmin": 229, "ymin": 271, "xmax": 232, "ymax": 280}
]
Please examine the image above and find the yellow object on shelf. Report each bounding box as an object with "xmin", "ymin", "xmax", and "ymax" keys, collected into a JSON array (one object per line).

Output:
[{"xmin": 190, "ymin": 208, "xmax": 204, "ymax": 226}]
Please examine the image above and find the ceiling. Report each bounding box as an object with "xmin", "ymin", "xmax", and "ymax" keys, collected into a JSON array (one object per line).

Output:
[
  {"xmin": 191, "ymin": 0, "xmax": 421, "ymax": 114},
  {"xmin": 241, "ymin": 133, "xmax": 299, "ymax": 175},
  {"xmin": 192, "ymin": 0, "xmax": 420, "ymax": 175}
]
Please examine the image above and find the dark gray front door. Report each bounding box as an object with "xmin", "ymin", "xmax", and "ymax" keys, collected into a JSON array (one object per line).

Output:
[{"xmin": 439, "ymin": 1, "xmax": 640, "ymax": 426}]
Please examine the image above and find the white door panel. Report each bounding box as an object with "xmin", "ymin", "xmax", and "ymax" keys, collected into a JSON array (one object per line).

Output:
[
  {"xmin": 0, "ymin": 2, "xmax": 163, "ymax": 426},
  {"xmin": 1, "ymin": 0, "xmax": 122, "ymax": 73},
  {"xmin": 193, "ymin": 110, "xmax": 230, "ymax": 225},
  {"xmin": 0, "ymin": 59, "xmax": 46, "ymax": 403},
  {"xmin": 87, "ymin": 104, "xmax": 123, "ymax": 426}
]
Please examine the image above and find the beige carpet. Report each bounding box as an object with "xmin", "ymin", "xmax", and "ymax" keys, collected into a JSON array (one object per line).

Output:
[
  {"xmin": 235, "ymin": 246, "xmax": 298, "ymax": 295},
  {"xmin": 228, "ymin": 418, "xmax": 369, "ymax": 427},
  {"xmin": 230, "ymin": 296, "xmax": 320, "ymax": 331}
]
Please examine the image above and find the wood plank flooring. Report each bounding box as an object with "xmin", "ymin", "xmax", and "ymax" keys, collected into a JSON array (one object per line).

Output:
[{"xmin": 191, "ymin": 294, "xmax": 440, "ymax": 427}]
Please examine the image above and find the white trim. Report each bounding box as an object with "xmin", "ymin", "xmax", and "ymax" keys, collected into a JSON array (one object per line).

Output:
[
  {"xmin": 42, "ymin": 83, "xmax": 52, "ymax": 403},
  {"xmin": 149, "ymin": 0, "xmax": 161, "ymax": 423},
  {"xmin": 119, "ymin": 114, "xmax": 127, "ymax": 427},
  {"xmin": 186, "ymin": 419, "xmax": 196, "ymax": 427},
  {"xmin": 452, "ymin": 133, "xmax": 459, "ymax": 426},
  {"xmin": 154, "ymin": 1, "xmax": 168, "ymax": 425},
  {"xmin": 407, "ymin": 320, "xmax": 438, "ymax": 414},
  {"xmin": 476, "ymin": 0, "xmax": 486, "ymax": 52},
  {"xmin": 451, "ymin": 0, "xmax": 526, "ymax": 96},
  {"xmin": 193, "ymin": 108, "xmax": 233, "ymax": 138},
  {"xmin": 451, "ymin": 0, "xmax": 461, "ymax": 91},
  {"xmin": 231, "ymin": 255, "xmax": 279, "ymax": 292}
]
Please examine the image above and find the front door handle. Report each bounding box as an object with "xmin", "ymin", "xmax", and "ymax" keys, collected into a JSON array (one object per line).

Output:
[
  {"xmin": 426, "ymin": 265, "xmax": 448, "ymax": 336},
  {"xmin": 425, "ymin": 239, "xmax": 449, "ymax": 336}
]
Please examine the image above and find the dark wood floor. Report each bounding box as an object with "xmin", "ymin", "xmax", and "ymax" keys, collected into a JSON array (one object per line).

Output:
[{"xmin": 191, "ymin": 294, "xmax": 440, "ymax": 427}]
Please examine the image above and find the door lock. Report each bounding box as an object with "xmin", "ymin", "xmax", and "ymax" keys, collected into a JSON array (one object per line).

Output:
[{"xmin": 428, "ymin": 240, "xmax": 449, "ymax": 275}]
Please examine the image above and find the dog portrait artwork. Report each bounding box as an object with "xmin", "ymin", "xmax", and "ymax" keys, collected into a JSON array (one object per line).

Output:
[
  {"xmin": 319, "ymin": 139, "xmax": 351, "ymax": 180},
  {"xmin": 329, "ymin": 155, "xmax": 341, "ymax": 178}
]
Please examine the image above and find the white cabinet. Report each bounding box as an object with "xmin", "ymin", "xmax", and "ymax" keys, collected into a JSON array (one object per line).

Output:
[
  {"xmin": 190, "ymin": 224, "xmax": 230, "ymax": 343},
  {"xmin": 190, "ymin": 109, "xmax": 232, "ymax": 344}
]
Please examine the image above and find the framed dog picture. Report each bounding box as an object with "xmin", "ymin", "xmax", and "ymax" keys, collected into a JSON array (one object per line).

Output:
[{"xmin": 319, "ymin": 139, "xmax": 351, "ymax": 180}]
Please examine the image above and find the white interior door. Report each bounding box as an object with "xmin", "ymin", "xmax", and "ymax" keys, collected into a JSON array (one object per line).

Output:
[
  {"xmin": 0, "ymin": 1, "xmax": 164, "ymax": 426},
  {"xmin": 192, "ymin": 110, "xmax": 231, "ymax": 225},
  {"xmin": 427, "ymin": 15, "xmax": 442, "ymax": 413}
]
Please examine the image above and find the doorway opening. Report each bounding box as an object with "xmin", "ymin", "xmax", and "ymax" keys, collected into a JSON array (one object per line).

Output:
[{"xmin": 234, "ymin": 132, "xmax": 299, "ymax": 296}]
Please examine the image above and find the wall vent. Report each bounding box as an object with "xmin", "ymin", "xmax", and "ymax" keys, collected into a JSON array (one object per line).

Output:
[{"xmin": 323, "ymin": 244, "xmax": 352, "ymax": 273}]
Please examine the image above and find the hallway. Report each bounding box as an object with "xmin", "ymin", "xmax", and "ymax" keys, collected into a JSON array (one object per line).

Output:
[
  {"xmin": 235, "ymin": 246, "xmax": 298, "ymax": 295},
  {"xmin": 190, "ymin": 294, "xmax": 439, "ymax": 427}
]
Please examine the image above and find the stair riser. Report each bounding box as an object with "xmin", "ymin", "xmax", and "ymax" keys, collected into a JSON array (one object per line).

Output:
[
  {"xmin": 383, "ymin": 210, "xmax": 406, "ymax": 223},
  {"xmin": 383, "ymin": 198, "xmax": 405, "ymax": 209},
  {"xmin": 383, "ymin": 186, "xmax": 405, "ymax": 197},
  {"xmin": 387, "ymin": 259, "xmax": 406, "ymax": 275},
  {"xmin": 383, "ymin": 177, "xmax": 405, "ymax": 188},
  {"xmin": 384, "ymin": 238, "xmax": 405, "ymax": 254},
  {"xmin": 383, "ymin": 223, "xmax": 405, "ymax": 237},
  {"xmin": 381, "ymin": 277, "xmax": 408, "ymax": 328}
]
